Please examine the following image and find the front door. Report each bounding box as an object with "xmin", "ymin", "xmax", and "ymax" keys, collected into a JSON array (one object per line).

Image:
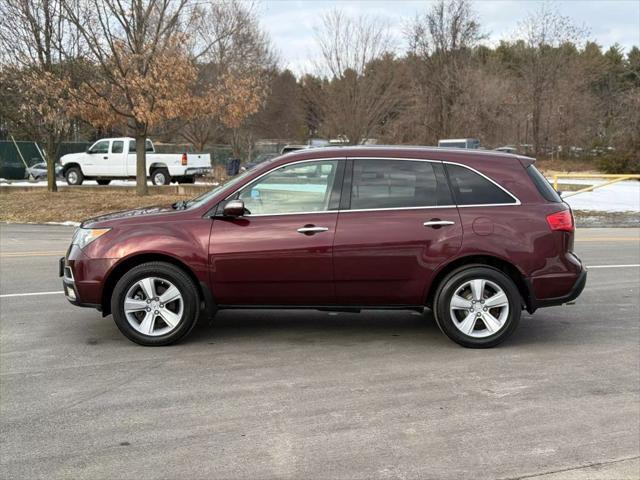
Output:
[
  {"xmin": 210, "ymin": 159, "xmax": 344, "ymax": 306},
  {"xmin": 83, "ymin": 140, "xmax": 110, "ymax": 176},
  {"xmin": 333, "ymin": 158, "xmax": 463, "ymax": 306}
]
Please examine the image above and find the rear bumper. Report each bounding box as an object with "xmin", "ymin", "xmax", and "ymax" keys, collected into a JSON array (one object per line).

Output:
[
  {"xmin": 184, "ymin": 167, "xmax": 211, "ymax": 176},
  {"xmin": 525, "ymin": 268, "xmax": 587, "ymax": 313}
]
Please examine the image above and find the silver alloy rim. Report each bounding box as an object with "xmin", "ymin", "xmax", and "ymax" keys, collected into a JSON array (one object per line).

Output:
[
  {"xmin": 154, "ymin": 172, "xmax": 165, "ymax": 184},
  {"xmin": 449, "ymin": 279, "xmax": 509, "ymax": 338},
  {"xmin": 68, "ymin": 171, "xmax": 78, "ymax": 184},
  {"xmin": 124, "ymin": 277, "xmax": 184, "ymax": 336}
]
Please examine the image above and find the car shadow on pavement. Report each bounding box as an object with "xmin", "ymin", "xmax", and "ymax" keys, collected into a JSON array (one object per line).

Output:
[{"xmin": 186, "ymin": 308, "xmax": 448, "ymax": 346}]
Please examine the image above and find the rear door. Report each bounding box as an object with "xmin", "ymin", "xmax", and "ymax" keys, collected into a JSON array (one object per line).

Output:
[
  {"xmin": 106, "ymin": 140, "xmax": 126, "ymax": 177},
  {"xmin": 210, "ymin": 158, "xmax": 344, "ymax": 305},
  {"xmin": 333, "ymin": 158, "xmax": 463, "ymax": 306}
]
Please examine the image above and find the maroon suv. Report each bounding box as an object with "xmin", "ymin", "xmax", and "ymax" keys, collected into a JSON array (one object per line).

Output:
[{"xmin": 60, "ymin": 147, "xmax": 586, "ymax": 348}]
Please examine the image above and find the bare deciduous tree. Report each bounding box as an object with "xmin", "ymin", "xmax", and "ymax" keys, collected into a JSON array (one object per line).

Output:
[
  {"xmin": 405, "ymin": 0, "xmax": 484, "ymax": 142},
  {"xmin": 513, "ymin": 5, "xmax": 587, "ymax": 155},
  {"xmin": 0, "ymin": 0, "xmax": 80, "ymax": 191},
  {"xmin": 314, "ymin": 10, "xmax": 403, "ymax": 144}
]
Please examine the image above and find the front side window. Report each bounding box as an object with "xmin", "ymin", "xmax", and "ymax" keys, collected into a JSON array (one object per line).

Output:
[
  {"xmin": 90, "ymin": 141, "xmax": 109, "ymax": 154},
  {"xmin": 111, "ymin": 141, "xmax": 124, "ymax": 154},
  {"xmin": 237, "ymin": 160, "xmax": 339, "ymax": 215},
  {"xmin": 445, "ymin": 164, "xmax": 516, "ymax": 205},
  {"xmin": 350, "ymin": 159, "xmax": 451, "ymax": 210}
]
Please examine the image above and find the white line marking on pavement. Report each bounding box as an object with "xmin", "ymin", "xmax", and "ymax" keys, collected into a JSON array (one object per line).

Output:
[
  {"xmin": 1, "ymin": 264, "xmax": 638, "ymax": 298},
  {"xmin": 588, "ymin": 264, "xmax": 640, "ymax": 269},
  {"xmin": 0, "ymin": 291, "xmax": 63, "ymax": 298}
]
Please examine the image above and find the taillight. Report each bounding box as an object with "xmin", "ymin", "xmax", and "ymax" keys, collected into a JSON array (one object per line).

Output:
[
  {"xmin": 546, "ymin": 209, "xmax": 574, "ymax": 232},
  {"xmin": 181, "ymin": 153, "xmax": 187, "ymax": 166}
]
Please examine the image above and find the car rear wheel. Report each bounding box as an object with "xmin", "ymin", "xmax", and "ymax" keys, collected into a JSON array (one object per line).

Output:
[
  {"xmin": 65, "ymin": 167, "xmax": 84, "ymax": 186},
  {"xmin": 433, "ymin": 266, "xmax": 521, "ymax": 348},
  {"xmin": 111, "ymin": 262, "xmax": 200, "ymax": 346},
  {"xmin": 151, "ymin": 168, "xmax": 170, "ymax": 185}
]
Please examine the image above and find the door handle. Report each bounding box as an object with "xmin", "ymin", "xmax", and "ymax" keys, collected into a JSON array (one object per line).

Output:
[
  {"xmin": 297, "ymin": 226, "xmax": 329, "ymax": 235},
  {"xmin": 423, "ymin": 220, "xmax": 455, "ymax": 228},
  {"xmin": 103, "ymin": 156, "xmax": 108, "ymax": 160}
]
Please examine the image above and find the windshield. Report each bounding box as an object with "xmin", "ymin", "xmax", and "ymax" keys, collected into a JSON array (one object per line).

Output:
[{"xmin": 183, "ymin": 168, "xmax": 257, "ymax": 210}]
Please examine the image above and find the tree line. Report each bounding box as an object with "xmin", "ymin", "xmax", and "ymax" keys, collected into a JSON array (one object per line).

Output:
[{"xmin": 1, "ymin": 0, "xmax": 638, "ymax": 195}]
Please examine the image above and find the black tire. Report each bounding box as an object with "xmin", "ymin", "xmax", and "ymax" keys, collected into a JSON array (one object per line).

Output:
[
  {"xmin": 97, "ymin": 179, "xmax": 111, "ymax": 186},
  {"xmin": 151, "ymin": 168, "xmax": 170, "ymax": 185},
  {"xmin": 433, "ymin": 265, "xmax": 521, "ymax": 348},
  {"xmin": 111, "ymin": 262, "xmax": 200, "ymax": 346},
  {"xmin": 178, "ymin": 176, "xmax": 196, "ymax": 184},
  {"xmin": 65, "ymin": 166, "xmax": 84, "ymax": 186}
]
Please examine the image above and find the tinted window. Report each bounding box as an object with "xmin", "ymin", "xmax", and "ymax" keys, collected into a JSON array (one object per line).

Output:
[
  {"xmin": 238, "ymin": 160, "xmax": 338, "ymax": 215},
  {"xmin": 445, "ymin": 164, "xmax": 516, "ymax": 205},
  {"xmin": 128, "ymin": 140, "xmax": 154, "ymax": 153},
  {"xmin": 350, "ymin": 159, "xmax": 452, "ymax": 209},
  {"xmin": 111, "ymin": 141, "xmax": 123, "ymax": 154},
  {"xmin": 526, "ymin": 164, "xmax": 562, "ymax": 203},
  {"xmin": 90, "ymin": 141, "xmax": 109, "ymax": 154}
]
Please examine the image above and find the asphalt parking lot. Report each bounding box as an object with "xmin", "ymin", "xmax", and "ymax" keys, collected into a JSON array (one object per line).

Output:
[{"xmin": 1, "ymin": 224, "xmax": 638, "ymax": 479}]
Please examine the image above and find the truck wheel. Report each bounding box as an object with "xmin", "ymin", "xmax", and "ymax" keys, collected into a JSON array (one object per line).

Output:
[
  {"xmin": 97, "ymin": 179, "xmax": 111, "ymax": 186},
  {"xmin": 151, "ymin": 168, "xmax": 170, "ymax": 185},
  {"xmin": 65, "ymin": 167, "xmax": 84, "ymax": 186},
  {"xmin": 178, "ymin": 177, "xmax": 195, "ymax": 184}
]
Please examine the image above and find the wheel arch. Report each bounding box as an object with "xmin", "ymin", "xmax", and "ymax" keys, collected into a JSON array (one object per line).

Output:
[
  {"xmin": 100, "ymin": 252, "xmax": 214, "ymax": 317},
  {"xmin": 426, "ymin": 254, "xmax": 533, "ymax": 313},
  {"xmin": 149, "ymin": 163, "xmax": 168, "ymax": 172},
  {"xmin": 62, "ymin": 162, "xmax": 81, "ymax": 174}
]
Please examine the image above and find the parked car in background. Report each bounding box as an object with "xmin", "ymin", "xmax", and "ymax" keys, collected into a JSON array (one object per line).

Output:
[
  {"xmin": 280, "ymin": 144, "xmax": 308, "ymax": 154},
  {"xmin": 242, "ymin": 152, "xmax": 278, "ymax": 171},
  {"xmin": 60, "ymin": 146, "xmax": 586, "ymax": 348},
  {"xmin": 438, "ymin": 138, "xmax": 481, "ymax": 149},
  {"xmin": 26, "ymin": 162, "xmax": 63, "ymax": 180},
  {"xmin": 59, "ymin": 137, "xmax": 211, "ymax": 186},
  {"xmin": 494, "ymin": 146, "xmax": 518, "ymax": 154}
]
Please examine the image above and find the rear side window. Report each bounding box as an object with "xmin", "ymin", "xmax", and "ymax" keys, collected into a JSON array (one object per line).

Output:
[
  {"xmin": 526, "ymin": 165, "xmax": 562, "ymax": 203},
  {"xmin": 445, "ymin": 164, "xmax": 516, "ymax": 205},
  {"xmin": 350, "ymin": 159, "xmax": 452, "ymax": 209},
  {"xmin": 111, "ymin": 141, "xmax": 123, "ymax": 153}
]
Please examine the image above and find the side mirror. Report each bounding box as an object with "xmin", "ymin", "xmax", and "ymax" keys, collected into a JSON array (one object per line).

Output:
[
  {"xmin": 86, "ymin": 148, "xmax": 92, "ymax": 153},
  {"xmin": 223, "ymin": 199, "xmax": 245, "ymax": 217}
]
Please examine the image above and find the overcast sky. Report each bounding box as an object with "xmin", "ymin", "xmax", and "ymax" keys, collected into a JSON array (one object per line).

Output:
[{"xmin": 258, "ymin": 0, "xmax": 640, "ymax": 75}]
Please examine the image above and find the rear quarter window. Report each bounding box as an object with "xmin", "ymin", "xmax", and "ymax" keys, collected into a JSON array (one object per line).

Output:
[
  {"xmin": 445, "ymin": 164, "xmax": 517, "ymax": 205},
  {"xmin": 526, "ymin": 165, "xmax": 562, "ymax": 203}
]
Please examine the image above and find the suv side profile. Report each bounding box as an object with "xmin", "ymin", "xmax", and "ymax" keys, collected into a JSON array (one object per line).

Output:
[{"xmin": 60, "ymin": 147, "xmax": 586, "ymax": 348}]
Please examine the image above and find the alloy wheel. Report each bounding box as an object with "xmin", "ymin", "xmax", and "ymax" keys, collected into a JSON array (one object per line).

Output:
[
  {"xmin": 124, "ymin": 277, "xmax": 184, "ymax": 336},
  {"xmin": 449, "ymin": 279, "xmax": 509, "ymax": 338}
]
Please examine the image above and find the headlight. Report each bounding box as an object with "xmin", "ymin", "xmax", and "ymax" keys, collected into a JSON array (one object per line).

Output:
[{"xmin": 72, "ymin": 228, "xmax": 111, "ymax": 249}]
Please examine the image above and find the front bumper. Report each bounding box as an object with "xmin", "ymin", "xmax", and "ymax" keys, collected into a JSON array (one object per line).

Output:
[
  {"xmin": 525, "ymin": 268, "xmax": 587, "ymax": 313},
  {"xmin": 59, "ymin": 253, "xmax": 104, "ymax": 310}
]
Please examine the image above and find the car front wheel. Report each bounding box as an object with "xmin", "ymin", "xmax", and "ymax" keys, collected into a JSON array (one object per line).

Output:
[
  {"xmin": 434, "ymin": 266, "xmax": 521, "ymax": 348},
  {"xmin": 111, "ymin": 262, "xmax": 200, "ymax": 346}
]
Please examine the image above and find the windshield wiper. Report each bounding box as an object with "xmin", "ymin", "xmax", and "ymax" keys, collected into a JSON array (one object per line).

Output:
[{"xmin": 172, "ymin": 200, "xmax": 188, "ymax": 210}]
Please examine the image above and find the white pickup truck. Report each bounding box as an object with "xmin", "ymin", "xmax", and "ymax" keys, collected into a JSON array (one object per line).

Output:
[{"xmin": 60, "ymin": 137, "xmax": 211, "ymax": 186}]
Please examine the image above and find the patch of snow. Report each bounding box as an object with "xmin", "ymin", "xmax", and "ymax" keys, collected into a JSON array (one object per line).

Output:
[
  {"xmin": 557, "ymin": 179, "xmax": 640, "ymax": 213},
  {"xmin": 1, "ymin": 179, "xmax": 218, "ymax": 187}
]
